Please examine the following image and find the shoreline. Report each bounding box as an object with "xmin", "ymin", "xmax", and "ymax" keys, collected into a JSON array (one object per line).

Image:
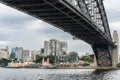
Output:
[{"xmin": 3, "ymin": 66, "xmax": 119, "ymax": 70}]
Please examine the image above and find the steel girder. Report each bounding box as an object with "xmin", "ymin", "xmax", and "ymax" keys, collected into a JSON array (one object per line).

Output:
[
  {"xmin": 64, "ymin": 0, "xmax": 111, "ymax": 39},
  {"xmin": 84, "ymin": 0, "xmax": 111, "ymax": 39}
]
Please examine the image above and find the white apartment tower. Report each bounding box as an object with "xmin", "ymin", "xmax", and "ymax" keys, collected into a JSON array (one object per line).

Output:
[
  {"xmin": 44, "ymin": 39, "xmax": 68, "ymax": 56},
  {"xmin": 44, "ymin": 41, "xmax": 50, "ymax": 56}
]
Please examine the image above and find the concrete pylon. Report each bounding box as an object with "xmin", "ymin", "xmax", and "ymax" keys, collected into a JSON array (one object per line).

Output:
[
  {"xmin": 94, "ymin": 54, "xmax": 97, "ymax": 68},
  {"xmin": 112, "ymin": 31, "xmax": 119, "ymax": 68},
  {"xmin": 47, "ymin": 58, "xmax": 49, "ymax": 63},
  {"xmin": 42, "ymin": 58, "xmax": 45, "ymax": 65}
]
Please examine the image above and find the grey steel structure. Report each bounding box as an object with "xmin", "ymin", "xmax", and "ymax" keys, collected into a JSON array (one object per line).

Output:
[{"xmin": 0, "ymin": 0, "xmax": 117, "ymax": 68}]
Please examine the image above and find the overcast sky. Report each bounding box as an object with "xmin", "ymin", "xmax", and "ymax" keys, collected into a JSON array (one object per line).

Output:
[{"xmin": 0, "ymin": 0, "xmax": 120, "ymax": 55}]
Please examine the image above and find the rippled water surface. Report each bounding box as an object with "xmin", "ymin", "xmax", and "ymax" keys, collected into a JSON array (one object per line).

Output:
[{"xmin": 0, "ymin": 68, "xmax": 120, "ymax": 80}]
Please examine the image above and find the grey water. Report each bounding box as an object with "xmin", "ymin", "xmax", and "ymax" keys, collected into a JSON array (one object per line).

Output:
[{"xmin": 0, "ymin": 68, "xmax": 120, "ymax": 80}]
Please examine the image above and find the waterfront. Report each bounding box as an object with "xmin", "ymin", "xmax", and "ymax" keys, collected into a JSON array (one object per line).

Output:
[{"xmin": 0, "ymin": 68, "xmax": 120, "ymax": 80}]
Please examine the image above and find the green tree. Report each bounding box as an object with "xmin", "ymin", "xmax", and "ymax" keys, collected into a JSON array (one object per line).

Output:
[
  {"xmin": 35, "ymin": 55, "xmax": 44, "ymax": 63},
  {"xmin": 47, "ymin": 54, "xmax": 55, "ymax": 64},
  {"xmin": 80, "ymin": 55, "xmax": 94, "ymax": 63},
  {"xmin": 117, "ymin": 63, "xmax": 120, "ymax": 68},
  {"xmin": 35, "ymin": 54, "xmax": 55, "ymax": 64},
  {"xmin": 0, "ymin": 58, "xmax": 11, "ymax": 67}
]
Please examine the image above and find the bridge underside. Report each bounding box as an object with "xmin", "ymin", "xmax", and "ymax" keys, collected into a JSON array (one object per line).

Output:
[{"xmin": 0, "ymin": 0, "xmax": 117, "ymax": 68}]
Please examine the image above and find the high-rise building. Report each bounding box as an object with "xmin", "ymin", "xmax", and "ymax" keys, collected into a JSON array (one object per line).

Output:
[
  {"xmin": 10, "ymin": 48, "xmax": 16, "ymax": 59},
  {"xmin": 61, "ymin": 41, "xmax": 67, "ymax": 55},
  {"xmin": 6, "ymin": 46, "xmax": 10, "ymax": 59},
  {"xmin": 44, "ymin": 41, "xmax": 50, "ymax": 56},
  {"xmin": 10, "ymin": 47, "xmax": 23, "ymax": 62},
  {"xmin": 15, "ymin": 47, "xmax": 23, "ymax": 62},
  {"xmin": 56, "ymin": 40, "xmax": 63, "ymax": 55},
  {"xmin": 44, "ymin": 39, "xmax": 68, "ymax": 56},
  {"xmin": 49, "ymin": 39, "xmax": 57, "ymax": 56},
  {"xmin": 31, "ymin": 50, "xmax": 37, "ymax": 61},
  {"xmin": 23, "ymin": 49, "xmax": 30, "ymax": 62}
]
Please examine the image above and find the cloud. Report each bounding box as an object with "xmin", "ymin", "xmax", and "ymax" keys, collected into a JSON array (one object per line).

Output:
[
  {"xmin": 104, "ymin": 0, "xmax": 120, "ymax": 22},
  {"xmin": 0, "ymin": 41, "xmax": 11, "ymax": 46},
  {"xmin": 104, "ymin": 0, "xmax": 120, "ymax": 11},
  {"xmin": 0, "ymin": 4, "xmax": 35, "ymax": 27},
  {"xmin": 67, "ymin": 39, "xmax": 93, "ymax": 55},
  {"xmin": 109, "ymin": 21, "xmax": 120, "ymax": 38}
]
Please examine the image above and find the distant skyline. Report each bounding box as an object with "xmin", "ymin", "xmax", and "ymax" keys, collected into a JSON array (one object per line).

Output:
[{"xmin": 0, "ymin": 0, "xmax": 120, "ymax": 55}]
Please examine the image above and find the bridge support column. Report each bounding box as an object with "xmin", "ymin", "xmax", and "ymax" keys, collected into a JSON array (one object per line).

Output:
[
  {"xmin": 112, "ymin": 47, "xmax": 118, "ymax": 68},
  {"xmin": 92, "ymin": 31, "xmax": 119, "ymax": 69},
  {"xmin": 92, "ymin": 44, "xmax": 112, "ymax": 69},
  {"xmin": 112, "ymin": 31, "xmax": 119, "ymax": 68}
]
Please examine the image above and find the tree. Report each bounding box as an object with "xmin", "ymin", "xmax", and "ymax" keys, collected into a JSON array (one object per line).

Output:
[
  {"xmin": 35, "ymin": 54, "xmax": 55, "ymax": 64},
  {"xmin": 80, "ymin": 55, "xmax": 94, "ymax": 63},
  {"xmin": 0, "ymin": 58, "xmax": 11, "ymax": 67},
  {"xmin": 35, "ymin": 55, "xmax": 44, "ymax": 63},
  {"xmin": 47, "ymin": 54, "xmax": 55, "ymax": 64},
  {"xmin": 117, "ymin": 63, "xmax": 120, "ymax": 68}
]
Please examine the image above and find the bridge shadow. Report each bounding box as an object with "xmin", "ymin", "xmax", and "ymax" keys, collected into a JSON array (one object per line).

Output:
[
  {"xmin": 91, "ymin": 69, "xmax": 114, "ymax": 80},
  {"xmin": 36, "ymin": 69, "xmax": 115, "ymax": 80}
]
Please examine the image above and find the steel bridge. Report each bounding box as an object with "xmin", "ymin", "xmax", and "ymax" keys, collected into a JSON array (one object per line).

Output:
[{"xmin": 0, "ymin": 0, "xmax": 119, "ymax": 68}]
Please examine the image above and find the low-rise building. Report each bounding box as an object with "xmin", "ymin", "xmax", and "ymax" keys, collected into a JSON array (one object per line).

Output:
[
  {"xmin": 0, "ymin": 49, "xmax": 8, "ymax": 59},
  {"xmin": 8, "ymin": 61, "xmax": 39, "ymax": 68},
  {"xmin": 68, "ymin": 52, "xmax": 79, "ymax": 63}
]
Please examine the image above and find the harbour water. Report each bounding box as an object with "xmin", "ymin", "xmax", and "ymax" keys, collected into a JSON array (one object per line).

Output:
[{"xmin": 0, "ymin": 68, "xmax": 120, "ymax": 80}]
